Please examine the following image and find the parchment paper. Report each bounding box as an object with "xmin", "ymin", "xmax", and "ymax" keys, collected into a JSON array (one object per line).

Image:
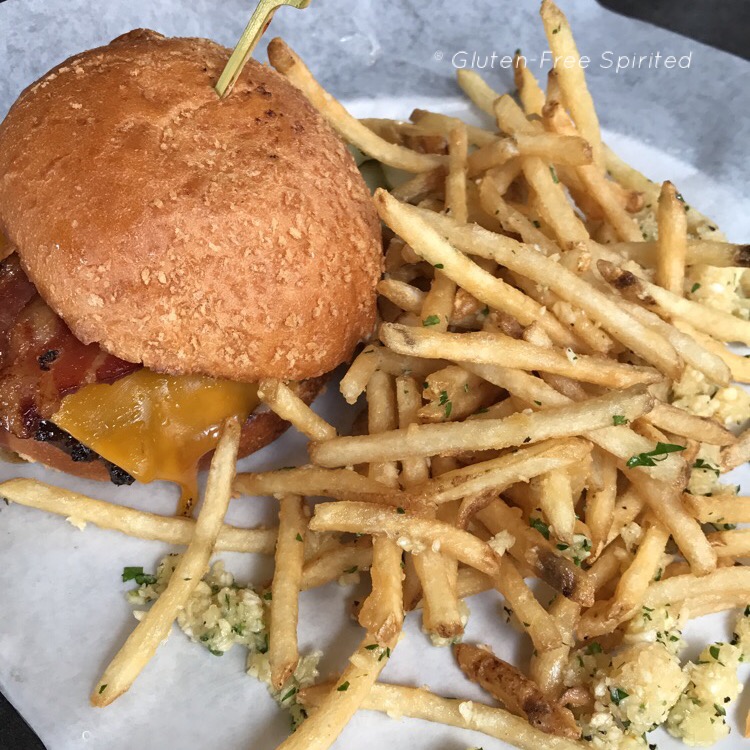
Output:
[{"xmin": 1, "ymin": 2, "xmax": 750, "ymax": 748}]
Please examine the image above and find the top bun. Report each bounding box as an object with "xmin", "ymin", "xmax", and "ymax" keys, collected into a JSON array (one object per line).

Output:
[{"xmin": 0, "ymin": 29, "xmax": 381, "ymax": 382}]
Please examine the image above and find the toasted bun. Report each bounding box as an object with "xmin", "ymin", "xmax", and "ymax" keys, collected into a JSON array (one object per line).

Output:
[
  {"xmin": 0, "ymin": 376, "xmax": 326, "ymax": 481},
  {"xmin": 0, "ymin": 30, "xmax": 381, "ymax": 382}
]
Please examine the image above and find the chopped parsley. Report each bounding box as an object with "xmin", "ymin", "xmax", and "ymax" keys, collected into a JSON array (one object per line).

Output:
[
  {"xmin": 693, "ymin": 458, "xmax": 720, "ymax": 477},
  {"xmin": 626, "ymin": 442, "xmax": 685, "ymax": 468},
  {"xmin": 434, "ymin": 263, "xmax": 444, "ymax": 269},
  {"xmin": 98, "ymin": 684, "xmax": 107, "ymax": 695},
  {"xmin": 344, "ymin": 566, "xmax": 358, "ymax": 574},
  {"xmin": 612, "ymin": 414, "xmax": 629, "ymax": 426},
  {"xmin": 530, "ymin": 517, "xmax": 550, "ymax": 540},
  {"xmin": 610, "ymin": 687, "xmax": 629, "ymax": 705},
  {"xmin": 396, "ymin": 507, "xmax": 405, "ymax": 514},
  {"xmin": 586, "ymin": 642, "xmax": 602, "ymax": 655},
  {"xmin": 422, "ymin": 315, "xmax": 441, "ymax": 327},
  {"xmin": 337, "ymin": 681, "xmax": 350, "ymax": 692},
  {"xmin": 549, "ymin": 165, "xmax": 560, "ymax": 183},
  {"xmin": 122, "ymin": 566, "xmax": 157, "ymax": 586},
  {"xmin": 295, "ymin": 533, "xmax": 303, "ymax": 542},
  {"xmin": 691, "ymin": 282, "xmax": 701, "ymax": 293}
]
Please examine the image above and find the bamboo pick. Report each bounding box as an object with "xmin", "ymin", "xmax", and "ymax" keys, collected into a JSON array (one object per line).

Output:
[{"xmin": 215, "ymin": 0, "xmax": 311, "ymax": 98}]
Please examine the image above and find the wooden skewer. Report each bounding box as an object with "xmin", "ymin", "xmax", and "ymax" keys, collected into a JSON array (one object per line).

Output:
[{"xmin": 215, "ymin": 0, "xmax": 311, "ymax": 98}]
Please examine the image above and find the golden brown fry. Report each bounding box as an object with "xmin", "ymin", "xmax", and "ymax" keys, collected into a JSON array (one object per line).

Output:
[
  {"xmin": 645, "ymin": 402, "xmax": 736, "ymax": 446},
  {"xmin": 310, "ymin": 386, "xmax": 653, "ymax": 468},
  {"xmin": 455, "ymin": 643, "xmax": 580, "ymax": 739},
  {"xmin": 456, "ymin": 68, "xmax": 500, "ymax": 115},
  {"xmin": 684, "ymin": 493, "xmax": 750, "ymax": 525},
  {"xmin": 655, "ymin": 181, "xmax": 688, "ymax": 295},
  {"xmin": 720, "ymin": 428, "xmax": 750, "ymax": 472},
  {"xmin": 629, "ymin": 475, "xmax": 716, "ymax": 576},
  {"xmin": 268, "ymin": 40, "xmax": 445, "ymax": 172},
  {"xmin": 533, "ymin": 470, "xmax": 576, "ymax": 545},
  {"xmin": 607, "ymin": 239, "xmax": 750, "ymax": 269},
  {"xmin": 269, "ymin": 494, "xmax": 307, "ymax": 689},
  {"xmin": 278, "ymin": 637, "xmax": 398, "ymax": 750},
  {"xmin": 643, "ymin": 566, "xmax": 750, "ymax": 609},
  {"xmin": 0, "ymin": 478, "xmax": 277, "ymax": 553},
  {"xmin": 673, "ymin": 320, "xmax": 750, "ymax": 384},
  {"xmin": 299, "ymin": 682, "xmax": 586, "ymax": 750},
  {"xmin": 586, "ymin": 451, "xmax": 617, "ymax": 558},
  {"xmin": 381, "ymin": 323, "xmax": 661, "ymax": 389},
  {"xmin": 258, "ymin": 379, "xmax": 336, "ymax": 442},
  {"xmin": 409, "ymin": 109, "xmax": 499, "ymax": 147},
  {"xmin": 310, "ymin": 501, "xmax": 503, "ymax": 578},
  {"xmin": 514, "ymin": 52, "xmax": 546, "ymax": 116},
  {"xmin": 301, "ymin": 538, "xmax": 372, "ymax": 590},
  {"xmin": 374, "ymin": 190, "xmax": 578, "ymax": 348},
  {"xmin": 412, "ymin": 199, "xmax": 684, "ymax": 379},
  {"xmin": 578, "ymin": 520, "xmax": 669, "ymax": 639},
  {"xmin": 476, "ymin": 499, "xmax": 595, "ymax": 606},
  {"xmin": 540, "ymin": 0, "xmax": 602, "ymax": 167},
  {"xmin": 92, "ymin": 417, "xmax": 240, "ymax": 706},
  {"xmin": 598, "ymin": 259, "xmax": 750, "ymax": 345}
]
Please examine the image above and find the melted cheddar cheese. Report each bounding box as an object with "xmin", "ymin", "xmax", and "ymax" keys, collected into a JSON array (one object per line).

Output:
[{"xmin": 53, "ymin": 369, "xmax": 259, "ymax": 509}]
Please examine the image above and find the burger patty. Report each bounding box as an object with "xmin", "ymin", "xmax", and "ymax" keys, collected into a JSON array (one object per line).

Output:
[{"xmin": 0, "ymin": 254, "xmax": 140, "ymax": 440}]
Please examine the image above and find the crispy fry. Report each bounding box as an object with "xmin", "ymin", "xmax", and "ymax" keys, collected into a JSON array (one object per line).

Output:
[
  {"xmin": 684, "ymin": 493, "xmax": 750, "ymax": 525},
  {"xmin": 381, "ymin": 323, "xmax": 661, "ymax": 389},
  {"xmin": 412, "ymin": 199, "xmax": 684, "ymax": 379},
  {"xmin": 258, "ymin": 378, "xmax": 336, "ymax": 441},
  {"xmin": 310, "ymin": 386, "xmax": 653, "ymax": 468},
  {"xmin": 455, "ymin": 643, "xmax": 580, "ymax": 738},
  {"xmin": 540, "ymin": 0, "xmax": 602, "ymax": 168},
  {"xmin": 514, "ymin": 52, "xmax": 546, "ymax": 116},
  {"xmin": 91, "ymin": 417, "xmax": 240, "ymax": 706},
  {"xmin": 655, "ymin": 181, "xmax": 688, "ymax": 294},
  {"xmin": 720, "ymin": 428, "xmax": 750, "ymax": 472},
  {"xmin": 456, "ymin": 68, "xmax": 499, "ymax": 115},
  {"xmin": 267, "ymin": 39, "xmax": 444, "ymax": 172},
  {"xmin": 310, "ymin": 502, "xmax": 503, "ymax": 578},
  {"xmin": 0, "ymin": 478, "xmax": 276, "ymax": 553},
  {"xmin": 598, "ymin": 258, "xmax": 750, "ymax": 345},
  {"xmin": 278, "ymin": 637, "xmax": 398, "ymax": 750},
  {"xmin": 299, "ymin": 682, "xmax": 586, "ymax": 750},
  {"xmin": 301, "ymin": 537, "xmax": 372, "ymax": 590},
  {"xmin": 374, "ymin": 190, "xmax": 578, "ymax": 348},
  {"xmin": 269, "ymin": 495, "xmax": 307, "ymax": 689},
  {"xmin": 606, "ymin": 239, "xmax": 750, "ymax": 269}
]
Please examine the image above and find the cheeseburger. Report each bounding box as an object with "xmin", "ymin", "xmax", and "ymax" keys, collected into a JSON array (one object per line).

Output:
[{"xmin": 0, "ymin": 29, "xmax": 382, "ymax": 509}]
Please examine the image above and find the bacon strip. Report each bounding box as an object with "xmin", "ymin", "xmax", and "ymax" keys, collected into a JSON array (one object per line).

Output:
[{"xmin": 0, "ymin": 255, "xmax": 139, "ymax": 439}]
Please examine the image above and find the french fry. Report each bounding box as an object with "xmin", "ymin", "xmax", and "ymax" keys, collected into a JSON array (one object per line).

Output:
[
  {"xmin": 578, "ymin": 520, "xmax": 669, "ymax": 638},
  {"xmin": 643, "ymin": 566, "xmax": 750, "ymax": 609},
  {"xmin": 92, "ymin": 417, "xmax": 240, "ymax": 706},
  {"xmin": 476, "ymin": 499, "xmax": 594, "ymax": 606},
  {"xmin": 410, "ymin": 198, "xmax": 684, "ymax": 379},
  {"xmin": 533, "ymin": 470, "xmax": 576, "ymax": 545},
  {"xmin": 629, "ymin": 475, "xmax": 716, "ymax": 576},
  {"xmin": 398, "ymin": 374, "xmax": 464, "ymax": 640},
  {"xmin": 673, "ymin": 320, "xmax": 750, "ymax": 384},
  {"xmin": 586, "ymin": 452, "xmax": 617, "ymax": 558},
  {"xmin": 358, "ymin": 371, "xmax": 404, "ymax": 643},
  {"xmin": 381, "ymin": 323, "xmax": 662, "ymax": 389},
  {"xmin": 269, "ymin": 494, "xmax": 307, "ymax": 689},
  {"xmin": 310, "ymin": 386, "xmax": 653, "ymax": 468},
  {"xmin": 268, "ymin": 39, "xmax": 445, "ymax": 172},
  {"xmin": 720, "ymin": 428, "xmax": 750, "ymax": 472},
  {"xmin": 514, "ymin": 52, "xmax": 546, "ymax": 116},
  {"xmin": 374, "ymin": 190, "xmax": 578, "ymax": 348},
  {"xmin": 598, "ymin": 259, "xmax": 750, "ymax": 345},
  {"xmin": 645, "ymin": 401, "xmax": 736, "ymax": 446},
  {"xmin": 706, "ymin": 528, "xmax": 750, "ymax": 560},
  {"xmin": 409, "ymin": 109, "xmax": 499, "ymax": 147},
  {"xmin": 456, "ymin": 68, "xmax": 499, "ymax": 115},
  {"xmin": 258, "ymin": 378, "xmax": 336, "ymax": 441},
  {"xmin": 683, "ymin": 493, "xmax": 750, "ymax": 525},
  {"xmin": 0, "ymin": 478, "xmax": 277, "ymax": 554},
  {"xmin": 277, "ymin": 637, "xmax": 399, "ymax": 750},
  {"xmin": 540, "ymin": 0, "xmax": 602, "ymax": 168},
  {"xmin": 234, "ymin": 466, "xmax": 395, "ymax": 503},
  {"xmin": 299, "ymin": 682, "xmax": 586, "ymax": 750},
  {"xmin": 655, "ymin": 181, "xmax": 688, "ymax": 294},
  {"xmin": 310, "ymin": 501, "xmax": 503, "ymax": 578},
  {"xmin": 542, "ymin": 101, "xmax": 639, "ymax": 241},
  {"xmin": 301, "ymin": 537, "xmax": 372, "ymax": 590},
  {"xmin": 530, "ymin": 596, "xmax": 581, "ymax": 699},
  {"xmin": 455, "ymin": 643, "xmax": 580, "ymax": 738},
  {"xmin": 613, "ymin": 298, "xmax": 730, "ymax": 386},
  {"xmin": 606, "ymin": 239, "xmax": 750, "ymax": 269}
]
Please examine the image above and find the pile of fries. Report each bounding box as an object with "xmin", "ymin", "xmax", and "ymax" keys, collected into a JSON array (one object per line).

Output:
[{"xmin": 4, "ymin": 1, "xmax": 750, "ymax": 748}]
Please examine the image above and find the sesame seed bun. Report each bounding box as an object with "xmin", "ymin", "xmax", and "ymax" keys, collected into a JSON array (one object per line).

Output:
[{"xmin": 0, "ymin": 29, "xmax": 382, "ymax": 382}]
